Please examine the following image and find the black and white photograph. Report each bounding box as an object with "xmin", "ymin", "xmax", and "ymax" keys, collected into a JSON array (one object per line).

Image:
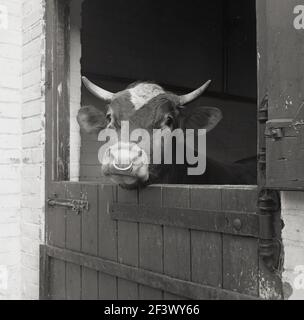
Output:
[{"xmin": 0, "ymin": 0, "xmax": 304, "ymax": 302}]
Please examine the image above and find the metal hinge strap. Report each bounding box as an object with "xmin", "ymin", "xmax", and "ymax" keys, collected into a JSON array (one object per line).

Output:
[{"xmin": 47, "ymin": 198, "xmax": 89, "ymax": 214}]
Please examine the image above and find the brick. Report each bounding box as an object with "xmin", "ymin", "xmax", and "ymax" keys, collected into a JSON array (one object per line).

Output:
[
  {"xmin": 0, "ymin": 88, "xmax": 21, "ymax": 103},
  {"xmin": 23, "ymin": 68, "xmax": 41, "ymax": 89},
  {"xmin": 22, "ymin": 148, "xmax": 43, "ymax": 164},
  {"xmin": 21, "ymin": 193, "xmax": 43, "ymax": 209},
  {"xmin": 22, "ymin": 100, "xmax": 42, "ymax": 118},
  {"xmin": 21, "ymin": 207, "xmax": 41, "ymax": 225},
  {"xmin": 21, "ymin": 164, "xmax": 41, "ymax": 178},
  {"xmin": 0, "ymin": 149, "xmax": 20, "ymax": 165},
  {"xmin": 0, "ymin": 103, "xmax": 21, "ymax": 118},
  {"xmin": 281, "ymin": 191, "xmax": 304, "ymax": 210},
  {"xmin": 22, "ymin": 116, "xmax": 42, "ymax": 133},
  {"xmin": 0, "ymin": 60, "xmax": 21, "ymax": 76},
  {"xmin": 21, "ymin": 266, "xmax": 39, "ymax": 286},
  {"xmin": 0, "ymin": 238, "xmax": 19, "ymax": 254},
  {"xmin": 0, "ymin": 208, "xmax": 19, "ymax": 223},
  {"xmin": 0, "ymin": 194, "xmax": 20, "ymax": 208},
  {"xmin": 0, "ymin": 118, "xmax": 20, "ymax": 134},
  {"xmin": 0, "ymin": 44, "xmax": 21, "ymax": 61},
  {"xmin": 0, "ymin": 180, "xmax": 20, "ymax": 194},
  {"xmin": 22, "ymin": 83, "xmax": 41, "ymax": 102},
  {"xmin": 0, "ymin": 223, "xmax": 19, "ymax": 238},
  {"xmin": 21, "ymin": 178, "xmax": 41, "ymax": 195},
  {"xmin": 21, "ymin": 252, "xmax": 39, "ymax": 271},
  {"xmin": 0, "ymin": 251, "xmax": 20, "ymax": 266},
  {"xmin": 283, "ymin": 240, "xmax": 304, "ymax": 271}
]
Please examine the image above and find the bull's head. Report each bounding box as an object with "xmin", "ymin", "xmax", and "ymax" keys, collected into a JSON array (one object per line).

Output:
[{"xmin": 77, "ymin": 77, "xmax": 222, "ymax": 189}]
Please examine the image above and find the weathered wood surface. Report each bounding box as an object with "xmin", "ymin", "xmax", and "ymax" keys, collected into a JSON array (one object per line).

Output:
[
  {"xmin": 44, "ymin": 183, "xmax": 270, "ymax": 300},
  {"xmin": 261, "ymin": 0, "xmax": 304, "ymax": 190}
]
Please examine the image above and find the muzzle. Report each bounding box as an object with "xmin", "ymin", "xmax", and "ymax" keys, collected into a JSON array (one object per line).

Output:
[{"xmin": 101, "ymin": 142, "xmax": 149, "ymax": 187}]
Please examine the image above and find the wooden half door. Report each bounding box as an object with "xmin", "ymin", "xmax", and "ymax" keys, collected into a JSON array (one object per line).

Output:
[{"xmin": 41, "ymin": 0, "xmax": 284, "ymax": 300}]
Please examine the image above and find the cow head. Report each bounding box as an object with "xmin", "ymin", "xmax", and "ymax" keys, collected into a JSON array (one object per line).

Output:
[{"xmin": 77, "ymin": 77, "xmax": 222, "ymax": 189}]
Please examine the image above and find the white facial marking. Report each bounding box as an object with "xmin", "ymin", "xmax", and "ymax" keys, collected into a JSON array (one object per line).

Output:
[{"xmin": 129, "ymin": 83, "xmax": 165, "ymax": 110}]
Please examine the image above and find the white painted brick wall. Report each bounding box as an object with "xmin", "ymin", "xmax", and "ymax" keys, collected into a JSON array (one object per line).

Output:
[
  {"xmin": 20, "ymin": 0, "xmax": 45, "ymax": 300},
  {"xmin": 0, "ymin": 0, "xmax": 22, "ymax": 300},
  {"xmin": 281, "ymin": 192, "xmax": 304, "ymax": 300},
  {"xmin": 0, "ymin": 0, "xmax": 45, "ymax": 300}
]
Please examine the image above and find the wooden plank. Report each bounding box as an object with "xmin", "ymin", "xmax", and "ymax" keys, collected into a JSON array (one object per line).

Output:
[
  {"xmin": 98, "ymin": 184, "xmax": 118, "ymax": 299},
  {"xmin": 222, "ymin": 188, "xmax": 259, "ymax": 297},
  {"xmin": 81, "ymin": 184, "xmax": 98, "ymax": 300},
  {"xmin": 223, "ymin": 235, "xmax": 259, "ymax": 296},
  {"xmin": 82, "ymin": 267, "xmax": 99, "ymax": 300},
  {"xmin": 49, "ymin": 258, "xmax": 66, "ymax": 300},
  {"xmin": 45, "ymin": 245, "xmax": 259, "ymax": 300},
  {"xmin": 66, "ymin": 263, "xmax": 81, "ymax": 300},
  {"xmin": 117, "ymin": 188, "xmax": 139, "ymax": 300},
  {"xmin": 98, "ymin": 273, "xmax": 117, "ymax": 300},
  {"xmin": 81, "ymin": 184, "xmax": 98, "ymax": 255},
  {"xmin": 163, "ymin": 186, "xmax": 190, "ymax": 300},
  {"xmin": 109, "ymin": 204, "xmax": 260, "ymax": 237},
  {"xmin": 138, "ymin": 187, "xmax": 163, "ymax": 300},
  {"xmin": 221, "ymin": 187, "xmax": 258, "ymax": 213},
  {"xmin": 65, "ymin": 184, "xmax": 82, "ymax": 251},
  {"xmin": 264, "ymin": 0, "xmax": 304, "ymax": 189},
  {"xmin": 39, "ymin": 245, "xmax": 49, "ymax": 300},
  {"xmin": 47, "ymin": 183, "xmax": 66, "ymax": 248},
  {"xmin": 190, "ymin": 186, "xmax": 222, "ymax": 289},
  {"xmin": 65, "ymin": 184, "xmax": 81, "ymax": 300}
]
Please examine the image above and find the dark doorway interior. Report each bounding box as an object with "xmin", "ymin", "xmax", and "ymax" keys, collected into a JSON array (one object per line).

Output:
[{"xmin": 79, "ymin": 0, "xmax": 257, "ymax": 183}]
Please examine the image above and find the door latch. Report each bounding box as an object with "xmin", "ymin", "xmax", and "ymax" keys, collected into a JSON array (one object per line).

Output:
[
  {"xmin": 47, "ymin": 198, "xmax": 89, "ymax": 214},
  {"xmin": 265, "ymin": 119, "xmax": 295, "ymax": 140}
]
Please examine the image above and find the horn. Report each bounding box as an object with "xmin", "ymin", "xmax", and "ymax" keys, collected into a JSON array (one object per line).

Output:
[
  {"xmin": 179, "ymin": 80, "xmax": 211, "ymax": 105},
  {"xmin": 82, "ymin": 77, "xmax": 114, "ymax": 101}
]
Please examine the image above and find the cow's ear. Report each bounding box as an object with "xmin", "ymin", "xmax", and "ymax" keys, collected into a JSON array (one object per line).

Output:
[
  {"xmin": 77, "ymin": 105, "xmax": 107, "ymax": 134},
  {"xmin": 180, "ymin": 106, "xmax": 222, "ymax": 132}
]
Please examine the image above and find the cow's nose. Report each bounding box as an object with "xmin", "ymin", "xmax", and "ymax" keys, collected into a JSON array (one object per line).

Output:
[
  {"xmin": 109, "ymin": 143, "xmax": 135, "ymax": 172},
  {"xmin": 113, "ymin": 160, "xmax": 133, "ymax": 172}
]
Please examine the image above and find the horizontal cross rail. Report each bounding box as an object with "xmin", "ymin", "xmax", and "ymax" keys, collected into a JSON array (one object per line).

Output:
[
  {"xmin": 109, "ymin": 204, "xmax": 272, "ymax": 239},
  {"xmin": 42, "ymin": 245, "xmax": 260, "ymax": 300}
]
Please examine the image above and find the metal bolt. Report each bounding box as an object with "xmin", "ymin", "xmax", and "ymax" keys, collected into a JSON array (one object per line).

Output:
[{"xmin": 233, "ymin": 218, "xmax": 242, "ymax": 231}]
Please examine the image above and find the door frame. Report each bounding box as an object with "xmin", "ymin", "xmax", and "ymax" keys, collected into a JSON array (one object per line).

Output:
[{"xmin": 43, "ymin": 0, "xmax": 283, "ymax": 299}]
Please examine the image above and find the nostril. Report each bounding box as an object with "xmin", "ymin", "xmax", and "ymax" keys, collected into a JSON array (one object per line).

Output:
[{"xmin": 138, "ymin": 150, "xmax": 143, "ymax": 157}]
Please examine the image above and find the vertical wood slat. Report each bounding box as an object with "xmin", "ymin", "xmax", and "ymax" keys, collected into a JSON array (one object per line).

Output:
[
  {"xmin": 80, "ymin": 184, "xmax": 99, "ymax": 299},
  {"xmin": 65, "ymin": 184, "xmax": 81, "ymax": 300},
  {"xmin": 117, "ymin": 188, "xmax": 139, "ymax": 300},
  {"xmin": 98, "ymin": 185, "xmax": 118, "ymax": 299},
  {"xmin": 222, "ymin": 188, "xmax": 259, "ymax": 297},
  {"xmin": 138, "ymin": 187, "xmax": 163, "ymax": 300},
  {"xmin": 190, "ymin": 187, "xmax": 223, "ymax": 290},
  {"xmin": 55, "ymin": 0, "xmax": 70, "ymax": 181},
  {"xmin": 47, "ymin": 182, "xmax": 66, "ymax": 299},
  {"xmin": 163, "ymin": 186, "xmax": 191, "ymax": 300}
]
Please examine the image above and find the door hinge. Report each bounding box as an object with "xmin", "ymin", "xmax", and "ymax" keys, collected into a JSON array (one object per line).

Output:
[
  {"xmin": 258, "ymin": 189, "xmax": 283, "ymax": 274},
  {"xmin": 47, "ymin": 197, "xmax": 89, "ymax": 214},
  {"xmin": 258, "ymin": 94, "xmax": 268, "ymax": 123}
]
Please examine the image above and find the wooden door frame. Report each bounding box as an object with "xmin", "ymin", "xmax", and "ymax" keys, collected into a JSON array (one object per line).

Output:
[
  {"xmin": 45, "ymin": 0, "xmax": 70, "ymax": 185},
  {"xmin": 43, "ymin": 0, "xmax": 283, "ymax": 299}
]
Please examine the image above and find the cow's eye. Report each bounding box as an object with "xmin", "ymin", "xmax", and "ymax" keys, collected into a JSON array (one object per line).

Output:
[
  {"xmin": 106, "ymin": 113, "xmax": 111, "ymax": 123},
  {"xmin": 165, "ymin": 116, "xmax": 173, "ymax": 127}
]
